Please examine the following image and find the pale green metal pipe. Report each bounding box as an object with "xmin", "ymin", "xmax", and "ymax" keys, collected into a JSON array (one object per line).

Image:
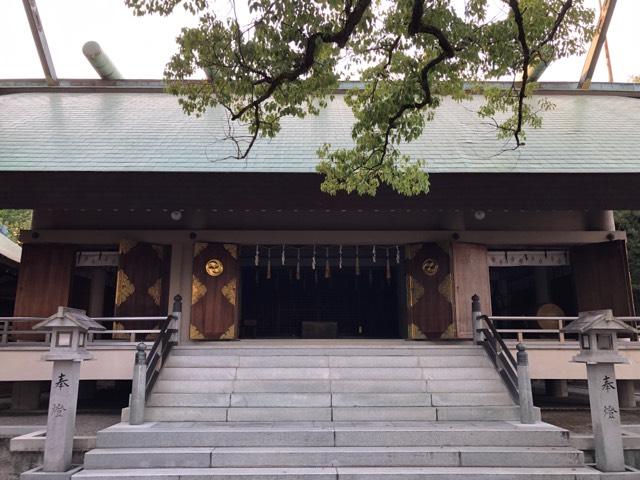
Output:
[
  {"xmin": 527, "ymin": 60, "xmax": 549, "ymax": 83},
  {"xmin": 82, "ymin": 41, "xmax": 122, "ymax": 80}
]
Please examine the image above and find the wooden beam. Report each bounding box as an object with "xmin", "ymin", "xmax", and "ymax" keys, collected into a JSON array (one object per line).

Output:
[
  {"xmin": 599, "ymin": 0, "xmax": 614, "ymax": 82},
  {"xmin": 21, "ymin": 0, "xmax": 58, "ymax": 86},
  {"xmin": 18, "ymin": 229, "xmax": 627, "ymax": 247},
  {"xmin": 578, "ymin": 0, "xmax": 617, "ymax": 89}
]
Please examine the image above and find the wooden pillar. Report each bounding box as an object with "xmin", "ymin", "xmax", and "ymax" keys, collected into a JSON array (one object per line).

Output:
[
  {"xmin": 586, "ymin": 210, "xmax": 615, "ymax": 231},
  {"xmin": 170, "ymin": 242, "xmax": 193, "ymax": 344},
  {"xmin": 88, "ymin": 269, "xmax": 107, "ymax": 317}
]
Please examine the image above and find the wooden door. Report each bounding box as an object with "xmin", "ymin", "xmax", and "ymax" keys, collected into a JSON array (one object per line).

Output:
[
  {"xmin": 405, "ymin": 243, "xmax": 455, "ymax": 339},
  {"xmin": 14, "ymin": 244, "xmax": 76, "ymax": 340},
  {"xmin": 115, "ymin": 240, "xmax": 171, "ymax": 319},
  {"xmin": 452, "ymin": 242, "xmax": 492, "ymax": 338},
  {"xmin": 572, "ymin": 240, "xmax": 635, "ymax": 315},
  {"xmin": 190, "ymin": 243, "xmax": 239, "ymax": 340},
  {"xmin": 15, "ymin": 244, "xmax": 75, "ymax": 316}
]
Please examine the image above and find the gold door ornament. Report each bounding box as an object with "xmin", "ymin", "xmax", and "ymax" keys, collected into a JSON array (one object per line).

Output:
[
  {"xmin": 205, "ymin": 259, "xmax": 224, "ymax": 277},
  {"xmin": 223, "ymin": 244, "xmax": 238, "ymax": 259},
  {"xmin": 147, "ymin": 278, "xmax": 162, "ymax": 306},
  {"xmin": 422, "ymin": 258, "xmax": 439, "ymax": 276},
  {"xmin": 406, "ymin": 274, "xmax": 425, "ymax": 309},
  {"xmin": 438, "ymin": 273, "xmax": 453, "ymax": 304},
  {"xmin": 192, "ymin": 275, "xmax": 207, "ymax": 305},
  {"xmin": 222, "ymin": 279, "xmax": 237, "ymax": 306},
  {"xmin": 115, "ymin": 270, "xmax": 135, "ymax": 306}
]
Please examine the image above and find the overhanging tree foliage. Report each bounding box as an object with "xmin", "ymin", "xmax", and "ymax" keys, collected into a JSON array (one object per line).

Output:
[
  {"xmin": 0, "ymin": 210, "xmax": 32, "ymax": 243},
  {"xmin": 126, "ymin": 0, "xmax": 593, "ymax": 195},
  {"xmin": 615, "ymin": 211, "xmax": 640, "ymax": 314}
]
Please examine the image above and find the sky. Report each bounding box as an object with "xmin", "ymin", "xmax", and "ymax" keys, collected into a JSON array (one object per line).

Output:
[{"xmin": 1, "ymin": 0, "xmax": 639, "ymax": 82}]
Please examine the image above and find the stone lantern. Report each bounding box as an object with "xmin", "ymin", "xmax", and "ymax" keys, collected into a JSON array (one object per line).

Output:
[
  {"xmin": 34, "ymin": 307, "xmax": 105, "ymax": 362},
  {"xmin": 21, "ymin": 307, "xmax": 104, "ymax": 480},
  {"xmin": 563, "ymin": 309, "xmax": 635, "ymax": 472}
]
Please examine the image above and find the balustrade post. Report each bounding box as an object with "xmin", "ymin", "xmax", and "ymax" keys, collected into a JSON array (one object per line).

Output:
[
  {"xmin": 129, "ymin": 343, "xmax": 147, "ymax": 425},
  {"xmin": 170, "ymin": 295, "xmax": 182, "ymax": 343},
  {"xmin": 1, "ymin": 320, "xmax": 8, "ymax": 344},
  {"xmin": 472, "ymin": 294, "xmax": 482, "ymax": 344},
  {"xmin": 516, "ymin": 343, "xmax": 536, "ymax": 424}
]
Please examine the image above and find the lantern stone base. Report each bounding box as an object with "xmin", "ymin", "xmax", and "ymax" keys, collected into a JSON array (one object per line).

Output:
[
  {"xmin": 599, "ymin": 471, "xmax": 640, "ymax": 479},
  {"xmin": 20, "ymin": 464, "xmax": 83, "ymax": 480}
]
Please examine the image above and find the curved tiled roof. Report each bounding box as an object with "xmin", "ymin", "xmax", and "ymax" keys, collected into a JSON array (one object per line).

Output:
[{"xmin": 0, "ymin": 91, "xmax": 638, "ymax": 173}]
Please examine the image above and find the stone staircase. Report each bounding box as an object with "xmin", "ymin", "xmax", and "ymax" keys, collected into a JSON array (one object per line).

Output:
[{"xmin": 76, "ymin": 340, "xmax": 599, "ymax": 479}]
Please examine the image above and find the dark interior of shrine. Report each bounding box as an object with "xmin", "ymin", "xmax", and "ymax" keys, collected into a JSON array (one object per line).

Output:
[
  {"xmin": 487, "ymin": 264, "xmax": 578, "ymax": 341},
  {"xmin": 239, "ymin": 246, "xmax": 401, "ymax": 339},
  {"xmin": 489, "ymin": 265, "xmax": 577, "ymax": 317}
]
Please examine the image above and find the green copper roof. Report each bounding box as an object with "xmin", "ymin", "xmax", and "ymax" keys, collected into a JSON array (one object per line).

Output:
[{"xmin": 0, "ymin": 92, "xmax": 638, "ymax": 174}]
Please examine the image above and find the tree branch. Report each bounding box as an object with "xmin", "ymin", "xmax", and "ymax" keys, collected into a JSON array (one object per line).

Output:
[
  {"xmin": 230, "ymin": 0, "xmax": 372, "ymax": 121},
  {"xmin": 505, "ymin": 0, "xmax": 573, "ymax": 146},
  {"xmin": 372, "ymin": 0, "xmax": 457, "ymax": 168}
]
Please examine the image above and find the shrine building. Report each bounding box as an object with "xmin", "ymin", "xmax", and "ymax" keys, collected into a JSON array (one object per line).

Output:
[{"xmin": 0, "ymin": 81, "xmax": 639, "ymax": 345}]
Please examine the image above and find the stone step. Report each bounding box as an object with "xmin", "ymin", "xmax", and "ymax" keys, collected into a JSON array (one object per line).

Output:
[
  {"xmin": 97, "ymin": 422, "xmax": 569, "ymax": 448},
  {"xmin": 233, "ymin": 367, "xmax": 432, "ymax": 380},
  {"xmin": 418, "ymin": 356, "xmax": 492, "ymax": 367},
  {"xmin": 336, "ymin": 467, "xmax": 599, "ymax": 479},
  {"xmin": 74, "ymin": 467, "xmax": 336, "ymax": 479},
  {"xmin": 435, "ymin": 406, "xmax": 522, "ymax": 421},
  {"xmin": 165, "ymin": 355, "xmax": 493, "ymax": 369},
  {"xmin": 332, "ymin": 407, "xmax": 521, "ymax": 422},
  {"xmin": 159, "ymin": 368, "xmax": 237, "ymax": 381},
  {"xmin": 158, "ymin": 367, "xmax": 509, "ymax": 381},
  {"xmin": 330, "ymin": 380, "xmax": 427, "ymax": 393},
  {"xmin": 138, "ymin": 405, "xmax": 523, "ymax": 422},
  {"xmin": 422, "ymin": 368, "xmax": 499, "ymax": 380},
  {"xmin": 427, "ymin": 380, "xmax": 508, "ymax": 393},
  {"xmin": 142, "ymin": 407, "xmax": 229, "ymax": 422},
  {"xmin": 430, "ymin": 393, "xmax": 513, "ymax": 407},
  {"xmin": 230, "ymin": 393, "xmax": 332, "ymax": 408},
  {"xmin": 84, "ymin": 446, "xmax": 584, "ymax": 469},
  {"xmin": 151, "ymin": 380, "xmax": 511, "ymax": 396},
  {"xmin": 146, "ymin": 392, "xmax": 458, "ymax": 408},
  {"xmin": 74, "ymin": 466, "xmax": 599, "ymax": 480},
  {"xmin": 147, "ymin": 394, "xmax": 231, "ymax": 408},
  {"xmin": 331, "ymin": 393, "xmax": 431, "ymax": 407},
  {"xmin": 153, "ymin": 380, "xmax": 338, "ymax": 394},
  {"xmin": 233, "ymin": 381, "xmax": 332, "ymax": 393},
  {"xmin": 170, "ymin": 346, "xmax": 484, "ymax": 357},
  {"xmin": 332, "ymin": 407, "xmax": 437, "ymax": 421},
  {"xmin": 333, "ymin": 422, "xmax": 560, "ymax": 447},
  {"xmin": 153, "ymin": 381, "xmax": 237, "ymax": 394}
]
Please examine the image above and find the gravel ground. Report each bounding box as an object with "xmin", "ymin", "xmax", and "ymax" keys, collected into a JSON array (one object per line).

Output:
[
  {"xmin": 0, "ymin": 413, "xmax": 120, "ymax": 436},
  {"xmin": 542, "ymin": 408, "xmax": 640, "ymax": 434}
]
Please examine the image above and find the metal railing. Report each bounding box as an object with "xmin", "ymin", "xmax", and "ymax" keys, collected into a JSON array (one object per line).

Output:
[
  {"xmin": 472, "ymin": 294, "xmax": 536, "ymax": 423},
  {"xmin": 0, "ymin": 316, "xmax": 167, "ymax": 345},
  {"xmin": 486, "ymin": 315, "xmax": 640, "ymax": 343},
  {"xmin": 472, "ymin": 295, "xmax": 640, "ymax": 424},
  {"xmin": 129, "ymin": 295, "xmax": 182, "ymax": 425},
  {"xmin": 145, "ymin": 295, "xmax": 181, "ymax": 395},
  {"xmin": 477, "ymin": 314, "xmax": 519, "ymax": 402}
]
